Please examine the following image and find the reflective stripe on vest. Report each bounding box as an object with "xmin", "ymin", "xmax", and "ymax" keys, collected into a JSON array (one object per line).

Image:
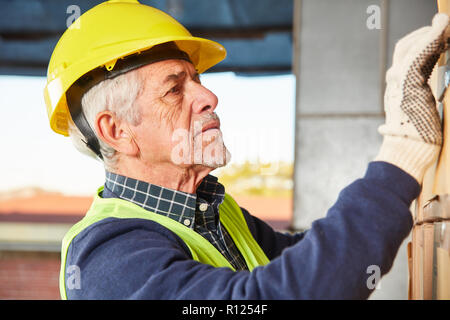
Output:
[{"xmin": 59, "ymin": 186, "xmax": 270, "ymax": 299}]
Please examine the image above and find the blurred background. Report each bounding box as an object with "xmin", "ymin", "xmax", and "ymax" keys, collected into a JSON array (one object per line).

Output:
[{"xmin": 0, "ymin": 0, "xmax": 439, "ymax": 299}]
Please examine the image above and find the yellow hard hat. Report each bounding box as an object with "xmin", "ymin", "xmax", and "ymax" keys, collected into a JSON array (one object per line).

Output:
[{"xmin": 44, "ymin": 0, "xmax": 226, "ymax": 139}]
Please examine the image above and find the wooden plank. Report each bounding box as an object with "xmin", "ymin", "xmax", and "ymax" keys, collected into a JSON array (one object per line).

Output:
[
  {"xmin": 433, "ymin": 0, "xmax": 450, "ymax": 195},
  {"xmin": 410, "ymin": 0, "xmax": 450, "ymax": 301},
  {"xmin": 423, "ymin": 223, "xmax": 435, "ymax": 299}
]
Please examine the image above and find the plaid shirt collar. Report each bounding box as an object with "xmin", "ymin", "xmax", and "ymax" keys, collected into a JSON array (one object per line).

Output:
[{"xmin": 103, "ymin": 171, "xmax": 226, "ymax": 229}]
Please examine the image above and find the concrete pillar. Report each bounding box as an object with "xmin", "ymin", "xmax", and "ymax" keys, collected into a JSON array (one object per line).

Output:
[
  {"xmin": 292, "ymin": 0, "xmax": 437, "ymax": 299},
  {"xmin": 292, "ymin": 0, "xmax": 437, "ymax": 229}
]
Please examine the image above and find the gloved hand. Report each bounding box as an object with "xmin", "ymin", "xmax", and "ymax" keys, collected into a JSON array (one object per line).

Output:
[{"xmin": 375, "ymin": 13, "xmax": 450, "ymax": 184}]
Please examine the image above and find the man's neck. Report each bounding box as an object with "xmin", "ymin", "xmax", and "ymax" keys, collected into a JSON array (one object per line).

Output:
[{"xmin": 110, "ymin": 160, "xmax": 214, "ymax": 194}]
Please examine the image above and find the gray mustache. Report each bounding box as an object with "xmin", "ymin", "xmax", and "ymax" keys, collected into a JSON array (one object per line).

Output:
[{"xmin": 197, "ymin": 112, "xmax": 219, "ymax": 127}]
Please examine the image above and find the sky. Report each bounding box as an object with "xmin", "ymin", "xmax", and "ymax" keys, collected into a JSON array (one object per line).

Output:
[{"xmin": 0, "ymin": 72, "xmax": 295, "ymax": 196}]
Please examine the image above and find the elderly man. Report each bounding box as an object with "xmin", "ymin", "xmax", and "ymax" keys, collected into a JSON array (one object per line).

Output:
[{"xmin": 45, "ymin": 0, "xmax": 449, "ymax": 299}]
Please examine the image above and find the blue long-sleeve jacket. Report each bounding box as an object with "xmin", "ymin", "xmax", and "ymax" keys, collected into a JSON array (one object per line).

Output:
[{"xmin": 65, "ymin": 161, "xmax": 418, "ymax": 299}]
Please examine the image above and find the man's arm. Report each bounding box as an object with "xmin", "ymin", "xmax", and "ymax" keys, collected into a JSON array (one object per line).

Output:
[{"xmin": 66, "ymin": 161, "xmax": 417, "ymax": 299}]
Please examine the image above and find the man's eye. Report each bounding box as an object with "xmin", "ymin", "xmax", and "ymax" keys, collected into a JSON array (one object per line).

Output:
[{"xmin": 168, "ymin": 85, "xmax": 181, "ymax": 95}]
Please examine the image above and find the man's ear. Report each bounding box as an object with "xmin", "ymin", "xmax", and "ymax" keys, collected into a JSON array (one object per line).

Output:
[{"xmin": 94, "ymin": 111, "xmax": 139, "ymax": 156}]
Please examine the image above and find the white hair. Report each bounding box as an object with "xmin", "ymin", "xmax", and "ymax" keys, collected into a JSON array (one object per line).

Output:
[{"xmin": 68, "ymin": 68, "xmax": 144, "ymax": 170}]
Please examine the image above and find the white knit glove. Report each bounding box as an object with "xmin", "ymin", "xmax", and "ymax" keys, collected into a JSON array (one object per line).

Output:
[{"xmin": 375, "ymin": 13, "xmax": 450, "ymax": 184}]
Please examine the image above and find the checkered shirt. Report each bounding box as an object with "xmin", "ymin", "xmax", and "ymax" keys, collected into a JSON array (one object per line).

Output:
[{"xmin": 104, "ymin": 171, "xmax": 248, "ymax": 271}]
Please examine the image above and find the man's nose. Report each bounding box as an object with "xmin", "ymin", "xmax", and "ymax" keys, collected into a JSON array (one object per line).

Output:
[{"xmin": 189, "ymin": 82, "xmax": 218, "ymax": 114}]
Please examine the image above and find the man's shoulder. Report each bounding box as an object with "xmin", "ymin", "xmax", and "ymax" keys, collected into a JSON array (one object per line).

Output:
[{"xmin": 64, "ymin": 216, "xmax": 195, "ymax": 299}]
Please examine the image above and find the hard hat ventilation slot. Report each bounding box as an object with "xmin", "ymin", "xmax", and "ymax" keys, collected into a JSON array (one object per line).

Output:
[{"xmin": 105, "ymin": 60, "xmax": 117, "ymax": 71}]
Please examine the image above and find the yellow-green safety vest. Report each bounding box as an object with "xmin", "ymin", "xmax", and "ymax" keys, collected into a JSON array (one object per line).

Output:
[{"xmin": 59, "ymin": 186, "xmax": 270, "ymax": 299}]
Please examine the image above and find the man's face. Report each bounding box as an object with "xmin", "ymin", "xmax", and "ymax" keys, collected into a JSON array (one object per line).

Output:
[{"xmin": 129, "ymin": 59, "xmax": 231, "ymax": 169}]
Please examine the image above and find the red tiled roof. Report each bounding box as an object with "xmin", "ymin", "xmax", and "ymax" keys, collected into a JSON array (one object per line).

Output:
[
  {"xmin": 0, "ymin": 192, "xmax": 92, "ymax": 223},
  {"xmin": 0, "ymin": 192, "xmax": 292, "ymax": 229}
]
